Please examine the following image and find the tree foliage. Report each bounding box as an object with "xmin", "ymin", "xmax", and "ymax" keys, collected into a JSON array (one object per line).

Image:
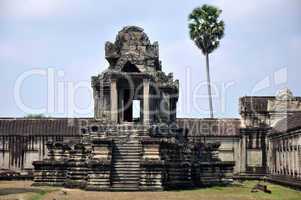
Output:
[
  {"xmin": 188, "ymin": 4, "xmax": 225, "ymax": 55},
  {"xmin": 25, "ymin": 114, "xmax": 46, "ymax": 119}
]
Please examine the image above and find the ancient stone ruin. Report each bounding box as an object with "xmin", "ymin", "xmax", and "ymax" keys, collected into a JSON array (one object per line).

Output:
[
  {"xmin": 1, "ymin": 26, "xmax": 300, "ymax": 190},
  {"xmin": 32, "ymin": 26, "xmax": 234, "ymax": 191}
]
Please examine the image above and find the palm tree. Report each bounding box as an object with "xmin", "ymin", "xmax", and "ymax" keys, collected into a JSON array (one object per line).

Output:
[{"xmin": 188, "ymin": 4, "xmax": 225, "ymax": 118}]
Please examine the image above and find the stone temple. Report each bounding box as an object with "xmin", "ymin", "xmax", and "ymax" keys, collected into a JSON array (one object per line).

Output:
[{"xmin": 0, "ymin": 26, "xmax": 300, "ymax": 190}]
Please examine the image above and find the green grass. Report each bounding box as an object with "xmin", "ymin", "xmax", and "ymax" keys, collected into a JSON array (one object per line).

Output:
[
  {"xmin": 30, "ymin": 188, "xmax": 56, "ymax": 200},
  {"xmin": 1, "ymin": 180, "xmax": 299, "ymax": 200},
  {"xmin": 177, "ymin": 181, "xmax": 301, "ymax": 200}
]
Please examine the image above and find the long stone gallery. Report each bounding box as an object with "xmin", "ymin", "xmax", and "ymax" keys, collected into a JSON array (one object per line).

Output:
[{"xmin": 0, "ymin": 26, "xmax": 300, "ymax": 191}]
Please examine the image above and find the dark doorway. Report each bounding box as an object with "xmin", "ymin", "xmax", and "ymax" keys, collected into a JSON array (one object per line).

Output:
[
  {"xmin": 123, "ymin": 89, "xmax": 133, "ymax": 122},
  {"xmin": 121, "ymin": 62, "xmax": 140, "ymax": 73}
]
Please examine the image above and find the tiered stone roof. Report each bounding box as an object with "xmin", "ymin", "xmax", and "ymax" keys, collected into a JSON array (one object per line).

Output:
[
  {"xmin": 176, "ymin": 118, "xmax": 241, "ymax": 137},
  {"xmin": 0, "ymin": 118, "xmax": 242, "ymax": 137},
  {"xmin": 271, "ymin": 113, "xmax": 301, "ymax": 134},
  {"xmin": 0, "ymin": 118, "xmax": 91, "ymax": 136}
]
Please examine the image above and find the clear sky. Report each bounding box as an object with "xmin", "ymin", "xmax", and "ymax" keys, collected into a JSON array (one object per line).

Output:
[{"xmin": 0, "ymin": 0, "xmax": 300, "ymax": 118}]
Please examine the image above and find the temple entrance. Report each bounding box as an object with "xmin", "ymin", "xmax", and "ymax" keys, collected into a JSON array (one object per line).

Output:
[
  {"xmin": 122, "ymin": 89, "xmax": 141, "ymax": 123},
  {"xmin": 132, "ymin": 100, "xmax": 141, "ymax": 122},
  {"xmin": 123, "ymin": 89, "xmax": 133, "ymax": 122},
  {"xmin": 121, "ymin": 61, "xmax": 140, "ymax": 72}
]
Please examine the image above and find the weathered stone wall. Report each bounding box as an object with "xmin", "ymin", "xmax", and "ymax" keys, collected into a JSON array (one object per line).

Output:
[
  {"xmin": 0, "ymin": 118, "xmax": 84, "ymax": 174},
  {"xmin": 268, "ymin": 129, "xmax": 301, "ymax": 180},
  {"xmin": 176, "ymin": 118, "xmax": 241, "ymax": 173},
  {"xmin": 204, "ymin": 137, "xmax": 241, "ymax": 173},
  {"xmin": 0, "ymin": 135, "xmax": 78, "ymax": 173}
]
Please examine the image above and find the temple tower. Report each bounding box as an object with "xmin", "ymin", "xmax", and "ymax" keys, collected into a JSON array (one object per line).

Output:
[
  {"xmin": 92, "ymin": 26, "xmax": 179, "ymax": 125},
  {"xmin": 33, "ymin": 26, "xmax": 234, "ymax": 191}
]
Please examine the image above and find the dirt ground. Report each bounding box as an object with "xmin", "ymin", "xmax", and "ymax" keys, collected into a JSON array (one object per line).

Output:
[{"xmin": 0, "ymin": 181, "xmax": 300, "ymax": 200}]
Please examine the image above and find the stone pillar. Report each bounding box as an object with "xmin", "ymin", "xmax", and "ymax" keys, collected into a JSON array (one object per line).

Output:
[
  {"xmin": 143, "ymin": 79, "xmax": 150, "ymax": 124},
  {"xmin": 287, "ymin": 140, "xmax": 290, "ymax": 176},
  {"xmin": 294, "ymin": 143, "xmax": 299, "ymax": 176},
  {"xmin": 234, "ymin": 138, "xmax": 241, "ymax": 173},
  {"xmin": 276, "ymin": 145, "xmax": 278, "ymax": 174},
  {"xmin": 291, "ymin": 138, "xmax": 295, "ymax": 177},
  {"xmin": 119, "ymin": 89, "xmax": 124, "ymax": 123},
  {"xmin": 240, "ymin": 134, "xmax": 247, "ymax": 173},
  {"xmin": 110, "ymin": 79, "xmax": 118, "ymax": 122},
  {"xmin": 298, "ymin": 143, "xmax": 301, "ymax": 179},
  {"xmin": 280, "ymin": 142, "xmax": 286, "ymax": 174}
]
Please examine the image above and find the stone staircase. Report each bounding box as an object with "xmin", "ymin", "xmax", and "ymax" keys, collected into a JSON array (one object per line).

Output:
[{"xmin": 111, "ymin": 131, "xmax": 141, "ymax": 191}]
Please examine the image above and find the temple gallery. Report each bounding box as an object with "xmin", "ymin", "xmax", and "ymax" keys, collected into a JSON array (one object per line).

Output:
[{"xmin": 0, "ymin": 26, "xmax": 300, "ymax": 191}]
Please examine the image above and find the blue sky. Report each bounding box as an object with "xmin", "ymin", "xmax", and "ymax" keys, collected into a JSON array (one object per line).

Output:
[{"xmin": 0, "ymin": 0, "xmax": 300, "ymax": 118}]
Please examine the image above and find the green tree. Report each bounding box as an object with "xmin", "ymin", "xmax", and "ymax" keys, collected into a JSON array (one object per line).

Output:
[
  {"xmin": 188, "ymin": 4, "xmax": 225, "ymax": 118},
  {"xmin": 25, "ymin": 114, "xmax": 46, "ymax": 118}
]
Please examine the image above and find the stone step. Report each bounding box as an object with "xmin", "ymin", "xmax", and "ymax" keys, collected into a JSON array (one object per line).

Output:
[
  {"xmin": 113, "ymin": 161, "xmax": 140, "ymax": 165},
  {"xmin": 111, "ymin": 177, "xmax": 139, "ymax": 180},
  {"xmin": 111, "ymin": 170, "xmax": 140, "ymax": 174},
  {"xmin": 112, "ymin": 166, "xmax": 140, "ymax": 169},
  {"xmin": 113, "ymin": 153, "xmax": 140, "ymax": 156},
  {"xmin": 116, "ymin": 159, "xmax": 139, "ymax": 161},
  {"xmin": 113, "ymin": 164, "xmax": 140, "ymax": 168},
  {"xmin": 113, "ymin": 153, "xmax": 141, "ymax": 157},
  {"xmin": 113, "ymin": 162, "xmax": 140, "ymax": 165},
  {"xmin": 113, "ymin": 153, "xmax": 140, "ymax": 155},
  {"xmin": 112, "ymin": 172, "xmax": 140, "ymax": 175},
  {"xmin": 113, "ymin": 164, "xmax": 140, "ymax": 167},
  {"xmin": 113, "ymin": 157, "xmax": 140, "ymax": 160},
  {"xmin": 110, "ymin": 178, "xmax": 140, "ymax": 183},
  {"xmin": 114, "ymin": 141, "xmax": 140, "ymax": 144},
  {"xmin": 114, "ymin": 139, "xmax": 139, "ymax": 141},
  {"xmin": 114, "ymin": 148, "xmax": 141, "ymax": 151},
  {"xmin": 112, "ymin": 171, "xmax": 140, "ymax": 175},
  {"xmin": 113, "ymin": 158, "xmax": 140, "ymax": 161},
  {"xmin": 112, "ymin": 158, "xmax": 140, "ymax": 161},
  {"xmin": 112, "ymin": 169, "xmax": 140, "ymax": 172},
  {"xmin": 113, "ymin": 149, "xmax": 140, "ymax": 152},
  {"xmin": 113, "ymin": 160, "xmax": 140, "ymax": 163},
  {"xmin": 111, "ymin": 184, "xmax": 139, "ymax": 188},
  {"xmin": 111, "ymin": 174, "xmax": 140, "ymax": 177},
  {"xmin": 113, "ymin": 146, "xmax": 140, "ymax": 150},
  {"xmin": 113, "ymin": 161, "xmax": 140, "ymax": 164},
  {"xmin": 110, "ymin": 187, "xmax": 139, "ymax": 191},
  {"xmin": 113, "ymin": 140, "xmax": 140, "ymax": 143},
  {"xmin": 114, "ymin": 143, "xmax": 140, "ymax": 146},
  {"xmin": 111, "ymin": 137, "xmax": 142, "ymax": 190}
]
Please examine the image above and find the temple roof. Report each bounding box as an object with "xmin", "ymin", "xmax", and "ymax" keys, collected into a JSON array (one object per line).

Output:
[
  {"xmin": 271, "ymin": 113, "xmax": 301, "ymax": 134},
  {"xmin": 239, "ymin": 96, "xmax": 301, "ymax": 113},
  {"xmin": 0, "ymin": 118, "xmax": 92, "ymax": 136},
  {"xmin": 105, "ymin": 26, "xmax": 160, "ymax": 72},
  {"xmin": 0, "ymin": 118, "xmax": 241, "ymax": 137},
  {"xmin": 240, "ymin": 96, "xmax": 276, "ymax": 113},
  {"xmin": 177, "ymin": 118, "xmax": 241, "ymax": 137}
]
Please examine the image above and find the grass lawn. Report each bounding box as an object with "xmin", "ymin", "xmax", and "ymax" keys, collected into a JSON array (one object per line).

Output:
[
  {"xmin": 178, "ymin": 181, "xmax": 301, "ymax": 200},
  {"xmin": 0, "ymin": 180, "xmax": 300, "ymax": 200}
]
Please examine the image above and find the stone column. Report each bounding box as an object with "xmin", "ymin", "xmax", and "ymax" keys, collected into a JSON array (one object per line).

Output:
[
  {"xmin": 143, "ymin": 79, "xmax": 150, "ymax": 124},
  {"xmin": 110, "ymin": 79, "xmax": 118, "ymax": 122},
  {"xmin": 294, "ymin": 141, "xmax": 299, "ymax": 176},
  {"xmin": 276, "ymin": 145, "xmax": 278, "ymax": 174},
  {"xmin": 234, "ymin": 138, "xmax": 241, "ymax": 174},
  {"xmin": 119, "ymin": 89, "xmax": 124, "ymax": 123},
  {"xmin": 287, "ymin": 140, "xmax": 290, "ymax": 176},
  {"xmin": 240, "ymin": 134, "xmax": 247, "ymax": 173},
  {"xmin": 298, "ymin": 135, "xmax": 301, "ymax": 178},
  {"xmin": 280, "ymin": 142, "xmax": 286, "ymax": 174},
  {"xmin": 292, "ymin": 138, "xmax": 295, "ymax": 177}
]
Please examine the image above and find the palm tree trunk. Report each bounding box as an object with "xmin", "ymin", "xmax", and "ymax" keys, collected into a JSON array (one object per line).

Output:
[{"xmin": 205, "ymin": 53, "xmax": 214, "ymax": 118}]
